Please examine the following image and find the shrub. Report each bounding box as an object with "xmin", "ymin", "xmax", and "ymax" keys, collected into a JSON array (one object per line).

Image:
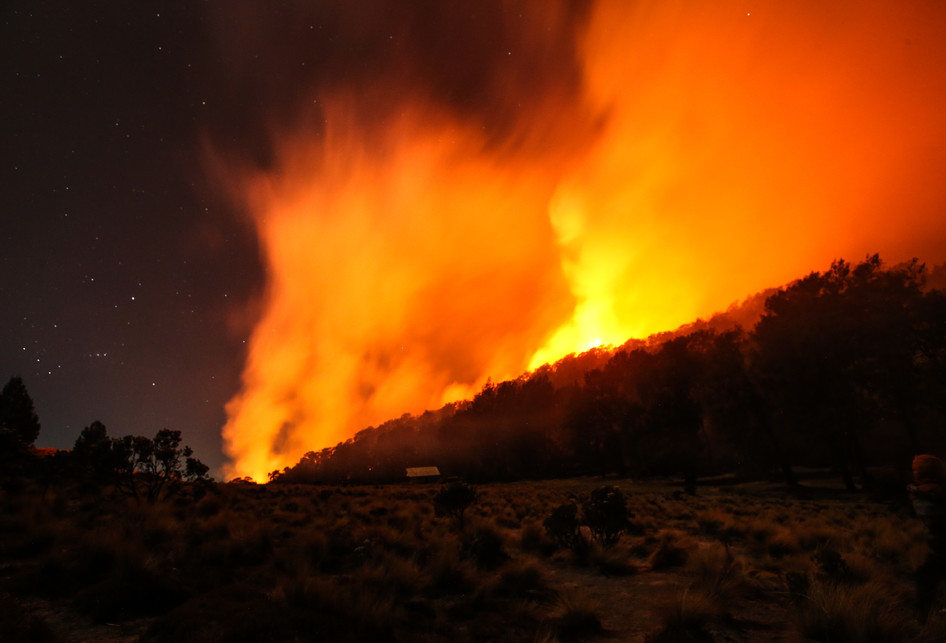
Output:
[
  {"xmin": 196, "ymin": 495, "xmax": 222, "ymax": 518},
  {"xmin": 813, "ymin": 547, "xmax": 850, "ymax": 581},
  {"xmin": 543, "ymin": 503, "xmax": 586, "ymax": 553},
  {"xmin": 688, "ymin": 542, "xmax": 753, "ymax": 607},
  {"xmin": 581, "ymin": 486, "xmax": 631, "ymax": 548},
  {"xmin": 434, "ymin": 482, "xmax": 477, "ymax": 529},
  {"xmin": 426, "ymin": 549, "xmax": 474, "ymax": 595},
  {"xmin": 462, "ymin": 525, "xmax": 509, "ymax": 569},
  {"xmin": 520, "ymin": 519, "xmax": 556, "ymax": 555}
]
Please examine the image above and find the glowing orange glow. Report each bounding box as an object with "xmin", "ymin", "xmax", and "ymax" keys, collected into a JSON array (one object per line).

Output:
[
  {"xmin": 220, "ymin": 106, "xmax": 574, "ymax": 481},
  {"xmin": 221, "ymin": 1, "xmax": 946, "ymax": 481}
]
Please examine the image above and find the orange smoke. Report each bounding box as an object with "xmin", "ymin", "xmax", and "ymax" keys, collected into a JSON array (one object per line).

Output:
[
  {"xmin": 220, "ymin": 105, "xmax": 576, "ymax": 481},
  {"xmin": 221, "ymin": 0, "xmax": 946, "ymax": 481}
]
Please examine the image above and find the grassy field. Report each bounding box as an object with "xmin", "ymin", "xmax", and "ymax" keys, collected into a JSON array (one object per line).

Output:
[{"xmin": 1, "ymin": 474, "xmax": 944, "ymax": 642}]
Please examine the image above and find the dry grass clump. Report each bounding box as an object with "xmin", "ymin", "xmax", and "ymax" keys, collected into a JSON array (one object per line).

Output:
[
  {"xmin": 796, "ymin": 521, "xmax": 843, "ymax": 552},
  {"xmin": 461, "ymin": 522, "xmax": 511, "ymax": 569},
  {"xmin": 696, "ymin": 509, "xmax": 745, "ymax": 542},
  {"xmin": 793, "ymin": 576, "xmax": 916, "ymax": 642},
  {"xmin": 520, "ymin": 518, "xmax": 556, "ymax": 555},
  {"xmin": 648, "ymin": 530, "xmax": 690, "ymax": 570},
  {"xmin": 214, "ymin": 520, "xmax": 275, "ymax": 566},
  {"xmin": 587, "ymin": 540, "xmax": 638, "ymax": 576},
  {"xmin": 645, "ymin": 588, "xmax": 718, "ymax": 643},
  {"xmin": 489, "ymin": 558, "xmax": 556, "ymax": 602},
  {"xmin": 868, "ymin": 516, "xmax": 927, "ymax": 569},
  {"xmin": 763, "ymin": 526, "xmax": 801, "ymax": 560},
  {"xmin": 688, "ymin": 543, "xmax": 751, "ymax": 602},
  {"xmin": 425, "ymin": 546, "xmax": 476, "ymax": 596},
  {"xmin": 539, "ymin": 592, "xmax": 605, "ymax": 642},
  {"xmin": 361, "ymin": 553, "xmax": 430, "ymax": 596}
]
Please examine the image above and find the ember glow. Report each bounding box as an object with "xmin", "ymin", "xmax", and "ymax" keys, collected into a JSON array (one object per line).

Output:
[{"xmin": 220, "ymin": 1, "xmax": 946, "ymax": 481}]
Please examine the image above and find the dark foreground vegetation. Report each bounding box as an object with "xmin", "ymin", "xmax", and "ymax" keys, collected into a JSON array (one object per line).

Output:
[
  {"xmin": 274, "ymin": 255, "xmax": 946, "ymax": 490},
  {"xmin": 2, "ymin": 475, "xmax": 946, "ymax": 642}
]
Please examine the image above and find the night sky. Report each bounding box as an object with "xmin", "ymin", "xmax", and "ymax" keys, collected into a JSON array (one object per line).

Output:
[{"xmin": 2, "ymin": 2, "xmax": 266, "ymax": 471}]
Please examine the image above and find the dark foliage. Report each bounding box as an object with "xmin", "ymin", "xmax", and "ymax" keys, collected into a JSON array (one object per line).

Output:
[
  {"xmin": 581, "ymin": 486, "xmax": 631, "ymax": 547},
  {"xmin": 0, "ymin": 378, "xmax": 42, "ymax": 485},
  {"xmin": 434, "ymin": 481, "xmax": 478, "ymax": 529},
  {"xmin": 0, "ymin": 377, "xmax": 41, "ymax": 449},
  {"xmin": 71, "ymin": 423, "xmax": 210, "ymax": 503},
  {"xmin": 543, "ymin": 503, "xmax": 586, "ymax": 553}
]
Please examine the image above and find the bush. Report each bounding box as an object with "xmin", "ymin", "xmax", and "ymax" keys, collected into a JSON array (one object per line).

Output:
[
  {"xmin": 581, "ymin": 486, "xmax": 631, "ymax": 547},
  {"xmin": 520, "ymin": 520, "xmax": 556, "ymax": 556},
  {"xmin": 462, "ymin": 525, "xmax": 509, "ymax": 569},
  {"xmin": 433, "ymin": 482, "xmax": 477, "ymax": 529},
  {"xmin": 794, "ymin": 577, "xmax": 915, "ymax": 642},
  {"xmin": 543, "ymin": 503, "xmax": 586, "ymax": 553},
  {"xmin": 813, "ymin": 547, "xmax": 850, "ymax": 581}
]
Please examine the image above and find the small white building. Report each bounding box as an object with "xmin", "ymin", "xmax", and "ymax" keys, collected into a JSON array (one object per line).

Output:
[{"xmin": 405, "ymin": 466, "xmax": 441, "ymax": 482}]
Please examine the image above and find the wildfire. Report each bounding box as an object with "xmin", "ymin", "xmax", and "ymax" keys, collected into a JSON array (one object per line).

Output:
[{"xmin": 219, "ymin": 1, "xmax": 946, "ymax": 482}]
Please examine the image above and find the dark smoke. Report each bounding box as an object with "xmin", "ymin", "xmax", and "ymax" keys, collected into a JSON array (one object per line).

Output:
[{"xmin": 205, "ymin": 0, "xmax": 597, "ymax": 168}]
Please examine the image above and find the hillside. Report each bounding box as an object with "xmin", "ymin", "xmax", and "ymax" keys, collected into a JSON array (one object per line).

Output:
[{"xmin": 272, "ymin": 255, "xmax": 946, "ymax": 489}]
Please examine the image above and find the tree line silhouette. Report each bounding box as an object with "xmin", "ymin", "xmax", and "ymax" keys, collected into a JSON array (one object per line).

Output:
[
  {"xmin": 271, "ymin": 255, "xmax": 946, "ymax": 490},
  {"xmin": 0, "ymin": 377, "xmax": 208, "ymax": 500}
]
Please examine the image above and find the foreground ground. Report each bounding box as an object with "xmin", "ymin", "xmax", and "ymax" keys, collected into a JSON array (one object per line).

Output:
[{"xmin": 2, "ymin": 473, "xmax": 945, "ymax": 642}]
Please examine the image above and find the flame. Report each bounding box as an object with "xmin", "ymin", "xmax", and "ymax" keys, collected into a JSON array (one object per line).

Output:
[
  {"xmin": 220, "ymin": 1, "xmax": 946, "ymax": 481},
  {"xmin": 221, "ymin": 105, "xmax": 576, "ymax": 481}
]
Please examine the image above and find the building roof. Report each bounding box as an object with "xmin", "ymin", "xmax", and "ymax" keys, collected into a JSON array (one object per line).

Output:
[{"xmin": 406, "ymin": 466, "xmax": 441, "ymax": 478}]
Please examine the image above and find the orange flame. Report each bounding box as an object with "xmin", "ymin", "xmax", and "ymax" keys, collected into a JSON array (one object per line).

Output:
[{"xmin": 221, "ymin": 1, "xmax": 946, "ymax": 481}]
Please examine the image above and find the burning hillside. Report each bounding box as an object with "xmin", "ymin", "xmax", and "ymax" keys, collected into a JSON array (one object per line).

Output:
[{"xmin": 208, "ymin": 1, "xmax": 946, "ymax": 481}]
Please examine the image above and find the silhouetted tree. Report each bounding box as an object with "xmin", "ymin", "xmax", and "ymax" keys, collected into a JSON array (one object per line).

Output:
[
  {"xmin": 0, "ymin": 376, "xmax": 41, "ymax": 450},
  {"xmin": 750, "ymin": 256, "xmax": 927, "ymax": 490},
  {"xmin": 752, "ymin": 263, "xmax": 862, "ymax": 489},
  {"xmin": 700, "ymin": 329, "xmax": 797, "ymax": 485},
  {"xmin": 641, "ymin": 335, "xmax": 707, "ymax": 491},
  {"xmin": 112, "ymin": 429, "xmax": 209, "ymax": 503},
  {"xmin": 73, "ymin": 420, "xmax": 118, "ymax": 482},
  {"xmin": 0, "ymin": 377, "xmax": 41, "ymax": 487}
]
